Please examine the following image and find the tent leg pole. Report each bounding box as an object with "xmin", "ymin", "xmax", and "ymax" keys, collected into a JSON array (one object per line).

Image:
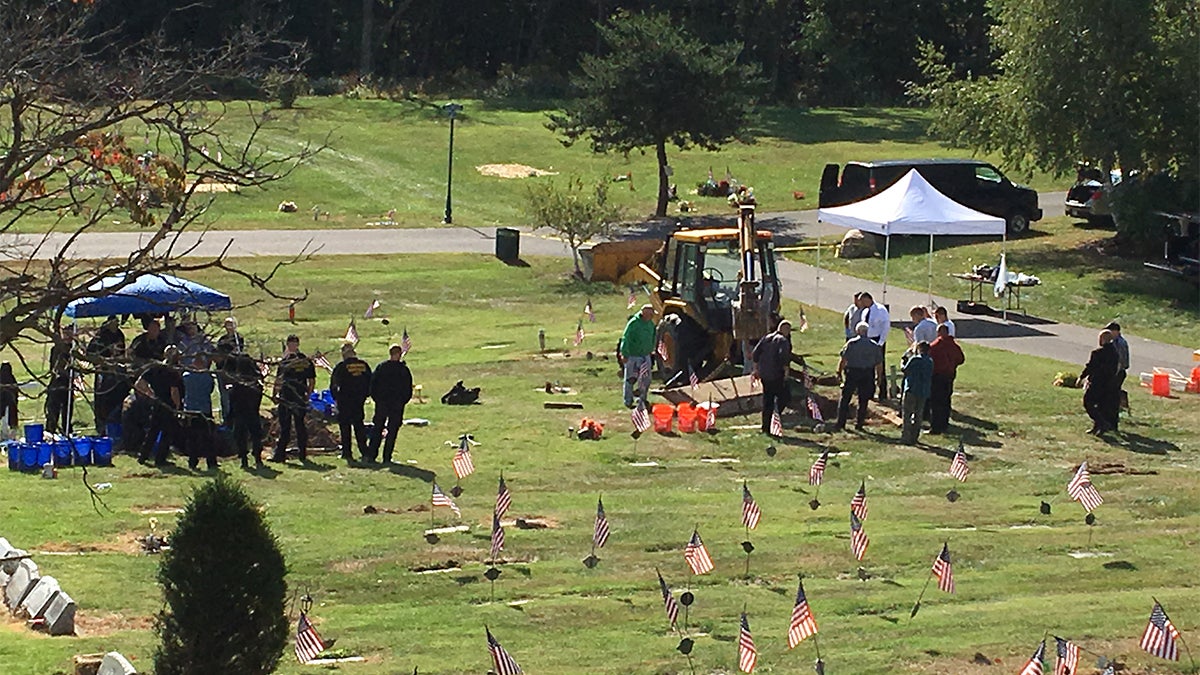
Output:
[
  {"xmin": 883, "ymin": 235, "xmax": 890, "ymax": 306},
  {"xmin": 928, "ymin": 234, "xmax": 934, "ymax": 305},
  {"xmin": 815, "ymin": 235, "xmax": 821, "ymax": 309}
]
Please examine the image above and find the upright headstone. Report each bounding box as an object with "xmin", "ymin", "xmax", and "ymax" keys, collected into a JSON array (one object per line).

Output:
[
  {"xmin": 0, "ymin": 537, "xmax": 20, "ymax": 586},
  {"xmin": 43, "ymin": 590, "xmax": 76, "ymax": 635},
  {"xmin": 98, "ymin": 651, "xmax": 137, "ymax": 675},
  {"xmin": 19, "ymin": 575, "xmax": 60, "ymax": 620},
  {"xmin": 4, "ymin": 558, "xmax": 39, "ymax": 609}
]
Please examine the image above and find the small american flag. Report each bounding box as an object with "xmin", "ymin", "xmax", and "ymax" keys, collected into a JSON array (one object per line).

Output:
[
  {"xmin": 749, "ymin": 372, "xmax": 759, "ymax": 390},
  {"xmin": 259, "ymin": 358, "xmax": 271, "ymax": 378},
  {"xmin": 807, "ymin": 395, "xmax": 823, "ymax": 422},
  {"xmin": 769, "ymin": 406, "xmax": 783, "ymax": 437},
  {"xmin": 593, "ymin": 497, "xmax": 610, "ymax": 548},
  {"xmin": 797, "ymin": 308, "xmax": 809, "ymax": 333},
  {"xmin": 850, "ymin": 511, "xmax": 869, "ymax": 561},
  {"xmin": 702, "ymin": 401, "xmax": 716, "ymax": 429},
  {"xmin": 452, "ymin": 445, "xmax": 475, "ymax": 479},
  {"xmin": 1019, "ymin": 640, "xmax": 1046, "ymax": 675},
  {"xmin": 486, "ymin": 628, "xmax": 523, "ymax": 675},
  {"xmin": 495, "ymin": 475, "xmax": 512, "ymax": 518},
  {"xmin": 809, "ymin": 451, "xmax": 828, "ymax": 486},
  {"xmin": 657, "ymin": 570, "xmax": 680, "ymax": 629},
  {"xmin": 1054, "ymin": 637, "xmax": 1079, "ymax": 675},
  {"xmin": 738, "ymin": 613, "xmax": 758, "ymax": 673},
  {"xmin": 638, "ymin": 356, "xmax": 651, "ymax": 383},
  {"xmin": 850, "ymin": 481, "xmax": 868, "ymax": 520},
  {"xmin": 400, "ymin": 328, "xmax": 412, "ymax": 356},
  {"xmin": 574, "ymin": 320, "xmax": 585, "ymax": 346},
  {"xmin": 684, "ymin": 529, "xmax": 714, "ymax": 575},
  {"xmin": 584, "ymin": 299, "xmax": 595, "ymax": 323},
  {"xmin": 627, "ymin": 289, "xmax": 637, "ymax": 309},
  {"xmin": 656, "ymin": 338, "xmax": 669, "ymax": 362},
  {"xmin": 950, "ymin": 444, "xmax": 970, "ymax": 482},
  {"xmin": 313, "ymin": 352, "xmax": 334, "ymax": 373},
  {"xmin": 344, "ymin": 320, "xmax": 359, "ymax": 345},
  {"xmin": 364, "ymin": 299, "xmax": 380, "ymax": 318},
  {"xmin": 295, "ymin": 612, "xmax": 326, "ymax": 664},
  {"xmin": 787, "ymin": 578, "xmax": 818, "ymax": 649},
  {"xmin": 490, "ymin": 511, "xmax": 505, "ymax": 560},
  {"xmin": 1140, "ymin": 602, "xmax": 1180, "ymax": 661},
  {"xmin": 932, "ymin": 543, "xmax": 955, "ymax": 593},
  {"xmin": 741, "ymin": 482, "xmax": 761, "ymax": 530},
  {"xmin": 1067, "ymin": 462, "xmax": 1103, "ymax": 513},
  {"xmin": 689, "ymin": 365, "xmax": 699, "ymax": 390},
  {"xmin": 631, "ymin": 401, "xmax": 652, "ymax": 433},
  {"xmin": 431, "ymin": 482, "xmax": 460, "ymax": 517}
]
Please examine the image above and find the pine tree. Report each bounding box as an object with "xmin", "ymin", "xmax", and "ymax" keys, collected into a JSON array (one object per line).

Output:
[{"xmin": 154, "ymin": 475, "xmax": 288, "ymax": 675}]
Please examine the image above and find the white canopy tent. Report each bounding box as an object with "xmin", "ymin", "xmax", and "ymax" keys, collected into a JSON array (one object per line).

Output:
[{"xmin": 817, "ymin": 168, "xmax": 1006, "ymax": 304}]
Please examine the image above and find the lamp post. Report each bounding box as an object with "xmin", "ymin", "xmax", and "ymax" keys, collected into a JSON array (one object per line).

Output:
[{"xmin": 442, "ymin": 102, "xmax": 463, "ymax": 224}]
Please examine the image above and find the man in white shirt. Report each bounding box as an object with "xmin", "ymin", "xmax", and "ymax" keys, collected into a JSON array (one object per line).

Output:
[
  {"xmin": 909, "ymin": 306, "xmax": 939, "ymax": 346},
  {"xmin": 856, "ymin": 292, "xmax": 891, "ymax": 400},
  {"xmin": 934, "ymin": 306, "xmax": 956, "ymax": 337}
]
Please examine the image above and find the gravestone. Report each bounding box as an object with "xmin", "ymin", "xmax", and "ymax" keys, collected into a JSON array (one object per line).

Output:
[
  {"xmin": 4, "ymin": 558, "xmax": 39, "ymax": 609},
  {"xmin": 98, "ymin": 651, "xmax": 137, "ymax": 675},
  {"xmin": 19, "ymin": 575, "xmax": 60, "ymax": 620},
  {"xmin": 43, "ymin": 590, "xmax": 76, "ymax": 635}
]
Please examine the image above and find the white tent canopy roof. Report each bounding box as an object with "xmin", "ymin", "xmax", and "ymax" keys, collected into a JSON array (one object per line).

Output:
[{"xmin": 817, "ymin": 169, "xmax": 1006, "ymax": 236}]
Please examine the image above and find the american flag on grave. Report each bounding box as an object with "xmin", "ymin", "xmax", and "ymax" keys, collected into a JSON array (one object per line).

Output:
[{"xmin": 294, "ymin": 612, "xmax": 326, "ymax": 664}]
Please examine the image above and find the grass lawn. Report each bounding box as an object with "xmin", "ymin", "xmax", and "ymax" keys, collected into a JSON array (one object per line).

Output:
[
  {"xmin": 787, "ymin": 215, "xmax": 1200, "ymax": 349},
  {"xmin": 1, "ymin": 254, "xmax": 1198, "ymax": 674},
  {"xmin": 7, "ymin": 98, "xmax": 1063, "ymax": 233}
]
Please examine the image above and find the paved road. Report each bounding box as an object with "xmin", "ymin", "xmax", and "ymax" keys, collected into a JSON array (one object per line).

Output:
[{"xmin": 4, "ymin": 191, "xmax": 1194, "ymax": 376}]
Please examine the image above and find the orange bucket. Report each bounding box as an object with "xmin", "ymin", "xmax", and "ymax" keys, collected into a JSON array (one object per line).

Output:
[
  {"xmin": 651, "ymin": 403, "xmax": 675, "ymax": 433},
  {"xmin": 677, "ymin": 402, "xmax": 698, "ymax": 433},
  {"xmin": 1188, "ymin": 366, "xmax": 1200, "ymax": 393},
  {"xmin": 696, "ymin": 402, "xmax": 719, "ymax": 431},
  {"xmin": 1151, "ymin": 371, "xmax": 1171, "ymax": 397}
]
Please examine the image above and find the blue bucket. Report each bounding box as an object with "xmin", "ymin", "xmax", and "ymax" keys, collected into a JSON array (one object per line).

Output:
[
  {"xmin": 92, "ymin": 437, "xmax": 113, "ymax": 467},
  {"xmin": 6, "ymin": 442, "xmax": 19, "ymax": 471},
  {"xmin": 22, "ymin": 443, "xmax": 42, "ymax": 472},
  {"xmin": 37, "ymin": 441, "xmax": 54, "ymax": 468},
  {"xmin": 24, "ymin": 423, "xmax": 44, "ymax": 444},
  {"xmin": 106, "ymin": 422, "xmax": 122, "ymax": 442},
  {"xmin": 73, "ymin": 437, "xmax": 93, "ymax": 466},
  {"xmin": 53, "ymin": 439, "xmax": 73, "ymax": 466}
]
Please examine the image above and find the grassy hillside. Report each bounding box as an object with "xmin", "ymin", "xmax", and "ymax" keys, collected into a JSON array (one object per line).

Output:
[{"xmin": 0, "ymin": 254, "xmax": 1196, "ymax": 674}]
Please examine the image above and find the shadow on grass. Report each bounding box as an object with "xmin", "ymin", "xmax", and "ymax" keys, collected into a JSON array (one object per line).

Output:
[
  {"xmin": 388, "ymin": 463, "xmax": 437, "ymax": 482},
  {"xmin": 953, "ymin": 318, "xmax": 1055, "ymax": 340},
  {"xmin": 1102, "ymin": 431, "xmax": 1180, "ymax": 456},
  {"xmin": 242, "ymin": 463, "xmax": 282, "ymax": 480}
]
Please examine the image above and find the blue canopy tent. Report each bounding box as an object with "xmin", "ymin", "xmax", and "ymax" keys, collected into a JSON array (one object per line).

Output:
[{"xmin": 64, "ymin": 273, "xmax": 232, "ymax": 319}]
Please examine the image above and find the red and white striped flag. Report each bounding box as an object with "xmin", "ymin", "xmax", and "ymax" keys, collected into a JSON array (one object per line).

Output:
[
  {"xmin": 809, "ymin": 451, "xmax": 828, "ymax": 486},
  {"xmin": 487, "ymin": 629, "xmax": 523, "ymax": 675},
  {"xmin": 749, "ymin": 372, "xmax": 759, "ymax": 390},
  {"xmin": 850, "ymin": 481, "xmax": 868, "ymax": 520},
  {"xmin": 627, "ymin": 289, "xmax": 637, "ymax": 309},
  {"xmin": 593, "ymin": 497, "xmax": 610, "ymax": 548},
  {"xmin": 313, "ymin": 352, "xmax": 334, "ymax": 373},
  {"xmin": 738, "ymin": 613, "xmax": 758, "ymax": 673},
  {"xmin": 584, "ymin": 299, "xmax": 595, "ymax": 323},
  {"xmin": 495, "ymin": 475, "xmax": 512, "ymax": 519},
  {"xmin": 574, "ymin": 320, "xmax": 585, "ymax": 346},
  {"xmin": 1019, "ymin": 640, "xmax": 1046, "ymax": 675},
  {"xmin": 807, "ymin": 395, "xmax": 823, "ymax": 422},
  {"xmin": 656, "ymin": 338, "xmax": 669, "ymax": 362},
  {"xmin": 452, "ymin": 445, "xmax": 475, "ymax": 479},
  {"xmin": 684, "ymin": 529, "xmax": 714, "ymax": 575},
  {"xmin": 741, "ymin": 482, "xmax": 761, "ymax": 530},
  {"xmin": 932, "ymin": 543, "xmax": 955, "ymax": 593},
  {"xmin": 797, "ymin": 308, "xmax": 809, "ymax": 333},
  {"xmin": 638, "ymin": 356, "xmax": 652, "ymax": 383},
  {"xmin": 1067, "ymin": 462, "xmax": 1103, "ymax": 513},
  {"xmin": 787, "ymin": 578, "xmax": 818, "ymax": 648},
  {"xmin": 631, "ymin": 401, "xmax": 652, "ymax": 433},
  {"xmin": 657, "ymin": 569, "xmax": 680, "ymax": 629},
  {"xmin": 769, "ymin": 406, "xmax": 783, "ymax": 437},
  {"xmin": 689, "ymin": 365, "xmax": 700, "ymax": 390},
  {"xmin": 400, "ymin": 328, "xmax": 412, "ymax": 356},
  {"xmin": 364, "ymin": 299, "xmax": 380, "ymax": 318},
  {"xmin": 490, "ymin": 511, "xmax": 505, "ymax": 560},
  {"xmin": 1140, "ymin": 602, "xmax": 1180, "ymax": 661},
  {"xmin": 950, "ymin": 445, "xmax": 970, "ymax": 482},
  {"xmin": 295, "ymin": 612, "xmax": 326, "ymax": 664},
  {"xmin": 344, "ymin": 320, "xmax": 359, "ymax": 345},
  {"xmin": 431, "ymin": 483, "xmax": 460, "ymax": 517},
  {"xmin": 850, "ymin": 511, "xmax": 869, "ymax": 561},
  {"xmin": 1054, "ymin": 637, "xmax": 1079, "ymax": 675}
]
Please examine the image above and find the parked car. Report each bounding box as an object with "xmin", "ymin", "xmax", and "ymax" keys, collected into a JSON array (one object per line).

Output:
[
  {"xmin": 819, "ymin": 159, "xmax": 1042, "ymax": 235},
  {"xmin": 1144, "ymin": 211, "xmax": 1199, "ymax": 284},
  {"xmin": 1064, "ymin": 166, "xmax": 1122, "ymax": 227}
]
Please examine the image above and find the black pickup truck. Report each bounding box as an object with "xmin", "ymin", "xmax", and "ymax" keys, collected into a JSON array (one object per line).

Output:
[
  {"xmin": 819, "ymin": 159, "xmax": 1042, "ymax": 235},
  {"xmin": 1144, "ymin": 212, "xmax": 1200, "ymax": 284}
]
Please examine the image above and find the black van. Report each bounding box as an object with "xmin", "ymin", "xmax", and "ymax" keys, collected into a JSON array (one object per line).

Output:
[{"xmin": 819, "ymin": 159, "xmax": 1042, "ymax": 235}]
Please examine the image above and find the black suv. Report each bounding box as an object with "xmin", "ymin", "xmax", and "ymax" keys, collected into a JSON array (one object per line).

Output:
[{"xmin": 819, "ymin": 159, "xmax": 1042, "ymax": 235}]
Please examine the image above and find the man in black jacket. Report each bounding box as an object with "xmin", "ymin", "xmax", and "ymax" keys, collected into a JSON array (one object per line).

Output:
[
  {"xmin": 272, "ymin": 335, "xmax": 316, "ymax": 463},
  {"xmin": 331, "ymin": 343, "xmax": 372, "ymax": 462},
  {"xmin": 225, "ymin": 351, "xmax": 265, "ymax": 468},
  {"xmin": 367, "ymin": 343, "xmax": 413, "ymax": 464},
  {"xmin": 1080, "ymin": 329, "xmax": 1120, "ymax": 435},
  {"xmin": 751, "ymin": 320, "xmax": 798, "ymax": 434}
]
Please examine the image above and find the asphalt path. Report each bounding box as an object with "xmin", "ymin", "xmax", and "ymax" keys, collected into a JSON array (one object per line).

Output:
[{"xmin": 3, "ymin": 191, "xmax": 1194, "ymax": 375}]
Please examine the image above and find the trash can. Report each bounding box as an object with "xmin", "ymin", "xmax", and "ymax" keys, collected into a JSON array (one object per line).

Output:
[{"xmin": 495, "ymin": 227, "xmax": 520, "ymax": 261}]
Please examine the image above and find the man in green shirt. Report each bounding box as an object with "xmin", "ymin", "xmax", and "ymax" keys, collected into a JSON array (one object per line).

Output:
[{"xmin": 620, "ymin": 304, "xmax": 656, "ymax": 409}]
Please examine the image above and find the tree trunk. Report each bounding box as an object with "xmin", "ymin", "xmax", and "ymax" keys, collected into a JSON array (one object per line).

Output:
[
  {"xmin": 655, "ymin": 140, "xmax": 669, "ymax": 217},
  {"xmin": 360, "ymin": 0, "xmax": 374, "ymax": 76}
]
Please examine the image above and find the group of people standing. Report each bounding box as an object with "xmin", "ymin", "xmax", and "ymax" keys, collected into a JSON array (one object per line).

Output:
[
  {"xmin": 1080, "ymin": 321, "xmax": 1129, "ymax": 435},
  {"xmin": 34, "ymin": 314, "xmax": 414, "ymax": 471}
]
